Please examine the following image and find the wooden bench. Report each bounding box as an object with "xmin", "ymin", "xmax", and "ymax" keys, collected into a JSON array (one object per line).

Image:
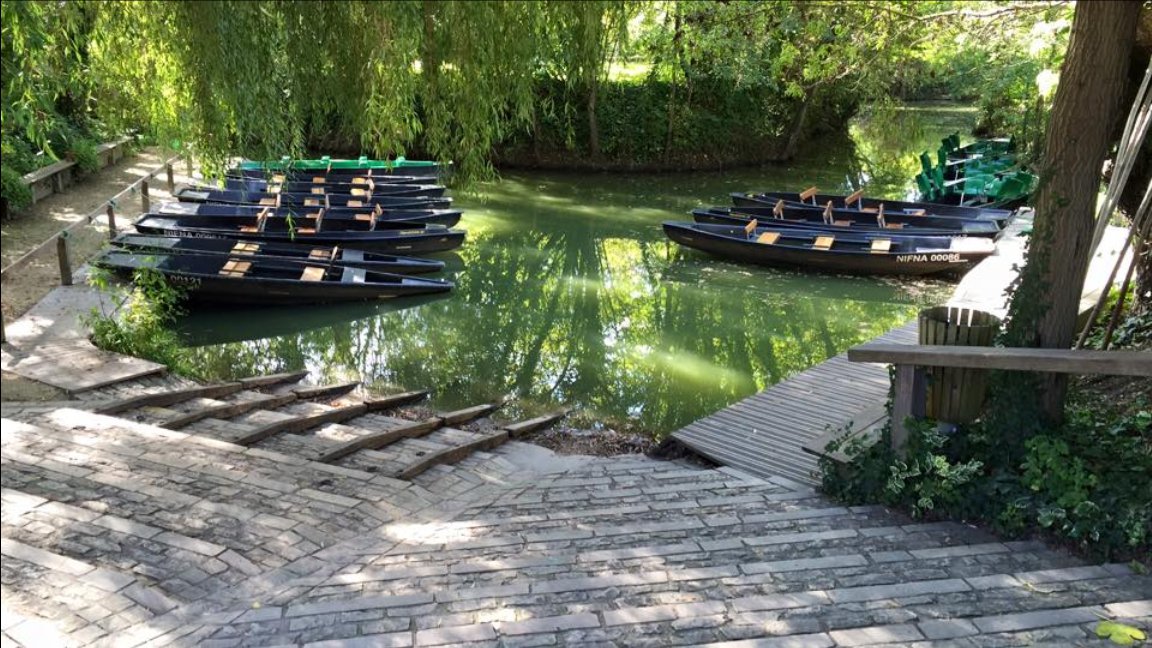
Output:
[
  {"xmin": 842, "ymin": 344, "xmax": 1152, "ymax": 455},
  {"xmin": 22, "ymin": 159, "xmax": 78, "ymax": 202}
]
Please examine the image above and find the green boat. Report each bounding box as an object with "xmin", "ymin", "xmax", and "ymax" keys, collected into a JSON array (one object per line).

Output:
[{"xmin": 237, "ymin": 156, "xmax": 442, "ymax": 174}]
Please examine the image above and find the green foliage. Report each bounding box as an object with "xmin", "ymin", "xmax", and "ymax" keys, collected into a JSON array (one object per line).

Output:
[
  {"xmin": 1, "ymin": 164, "xmax": 32, "ymax": 213},
  {"xmin": 84, "ymin": 267, "xmax": 197, "ymax": 376},
  {"xmin": 823, "ymin": 388, "xmax": 1152, "ymax": 562}
]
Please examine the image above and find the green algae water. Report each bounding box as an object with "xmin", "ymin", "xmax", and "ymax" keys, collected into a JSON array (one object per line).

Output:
[{"xmin": 176, "ymin": 104, "xmax": 974, "ymax": 435}]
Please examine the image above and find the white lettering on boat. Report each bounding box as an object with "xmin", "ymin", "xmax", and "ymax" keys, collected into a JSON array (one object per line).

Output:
[{"xmin": 895, "ymin": 253, "xmax": 963, "ymax": 263}]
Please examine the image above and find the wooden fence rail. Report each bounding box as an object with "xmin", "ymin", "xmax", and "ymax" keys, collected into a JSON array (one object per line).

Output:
[{"xmin": 845, "ymin": 343, "xmax": 1152, "ymax": 453}]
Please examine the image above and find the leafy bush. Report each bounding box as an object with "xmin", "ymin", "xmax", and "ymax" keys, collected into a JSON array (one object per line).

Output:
[
  {"xmin": 68, "ymin": 137, "xmax": 101, "ymax": 173},
  {"xmin": 85, "ymin": 266, "xmax": 196, "ymax": 375},
  {"xmin": 823, "ymin": 393, "xmax": 1152, "ymax": 562},
  {"xmin": 1, "ymin": 165, "xmax": 33, "ymax": 213}
]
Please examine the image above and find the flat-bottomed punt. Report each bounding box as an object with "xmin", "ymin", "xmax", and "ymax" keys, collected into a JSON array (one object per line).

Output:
[
  {"xmin": 734, "ymin": 190, "xmax": 1013, "ymax": 224},
  {"xmin": 693, "ymin": 205, "xmax": 1003, "ymax": 238},
  {"xmin": 663, "ymin": 221, "xmax": 996, "ymax": 277},
  {"xmin": 94, "ymin": 251, "xmax": 453, "ymax": 305},
  {"xmin": 111, "ymin": 234, "xmax": 446, "ymax": 275},
  {"xmin": 134, "ymin": 215, "xmax": 466, "ymax": 254},
  {"xmin": 175, "ymin": 186, "xmax": 452, "ymax": 210},
  {"xmin": 155, "ymin": 202, "xmax": 462, "ymax": 228}
]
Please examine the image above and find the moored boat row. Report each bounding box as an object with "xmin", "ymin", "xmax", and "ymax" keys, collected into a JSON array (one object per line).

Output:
[{"xmin": 96, "ymin": 156, "xmax": 466, "ymax": 305}]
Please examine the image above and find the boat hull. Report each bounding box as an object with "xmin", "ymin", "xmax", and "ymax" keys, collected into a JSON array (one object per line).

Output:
[
  {"xmin": 94, "ymin": 251, "xmax": 453, "ymax": 305},
  {"xmin": 663, "ymin": 222, "xmax": 992, "ymax": 277},
  {"xmin": 111, "ymin": 234, "xmax": 446, "ymax": 275}
]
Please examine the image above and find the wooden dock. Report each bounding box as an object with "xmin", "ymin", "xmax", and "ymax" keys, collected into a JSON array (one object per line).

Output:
[
  {"xmin": 672, "ymin": 320, "xmax": 917, "ymax": 486},
  {"xmin": 671, "ymin": 210, "xmax": 1134, "ymax": 487}
]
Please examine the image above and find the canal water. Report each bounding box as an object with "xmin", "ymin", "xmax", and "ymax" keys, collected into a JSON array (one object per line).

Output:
[{"xmin": 176, "ymin": 104, "xmax": 974, "ymax": 435}]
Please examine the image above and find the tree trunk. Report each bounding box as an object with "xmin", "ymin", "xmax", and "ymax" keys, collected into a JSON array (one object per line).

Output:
[
  {"xmin": 783, "ymin": 92, "xmax": 813, "ymax": 160},
  {"xmin": 1004, "ymin": 0, "xmax": 1140, "ymax": 421},
  {"xmin": 587, "ymin": 79, "xmax": 600, "ymax": 158}
]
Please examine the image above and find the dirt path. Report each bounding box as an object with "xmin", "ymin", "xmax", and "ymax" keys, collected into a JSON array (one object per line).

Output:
[{"xmin": 0, "ymin": 147, "xmax": 191, "ymax": 321}]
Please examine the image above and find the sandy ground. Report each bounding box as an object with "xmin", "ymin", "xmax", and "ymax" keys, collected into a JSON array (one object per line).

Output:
[
  {"xmin": 1, "ymin": 148, "xmax": 189, "ymax": 401},
  {"xmin": 1, "ymin": 148, "xmax": 182, "ymax": 321}
]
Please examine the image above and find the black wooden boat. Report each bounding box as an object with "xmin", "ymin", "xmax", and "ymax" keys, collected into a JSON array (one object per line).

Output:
[
  {"xmin": 733, "ymin": 191, "xmax": 1013, "ymax": 224},
  {"xmin": 215, "ymin": 179, "xmax": 446, "ymax": 198},
  {"xmin": 692, "ymin": 205, "xmax": 1003, "ymax": 238},
  {"xmin": 223, "ymin": 176, "xmax": 433, "ymax": 193},
  {"xmin": 111, "ymin": 234, "xmax": 445, "ymax": 275},
  {"xmin": 154, "ymin": 201, "xmax": 462, "ymax": 228},
  {"xmin": 134, "ymin": 215, "xmax": 466, "ymax": 254},
  {"xmin": 226, "ymin": 170, "xmax": 434, "ymax": 185},
  {"xmin": 93, "ymin": 251, "xmax": 453, "ymax": 305},
  {"xmin": 663, "ymin": 221, "xmax": 995, "ymax": 277},
  {"xmin": 176, "ymin": 186, "xmax": 452, "ymax": 209}
]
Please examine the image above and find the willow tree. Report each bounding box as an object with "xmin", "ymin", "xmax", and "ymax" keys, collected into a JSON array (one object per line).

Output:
[
  {"xmin": 539, "ymin": 1, "xmax": 632, "ymax": 158},
  {"xmin": 87, "ymin": 1, "xmax": 547, "ymax": 180}
]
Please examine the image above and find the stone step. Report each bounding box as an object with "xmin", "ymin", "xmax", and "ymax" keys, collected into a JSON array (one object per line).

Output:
[
  {"xmin": 92, "ymin": 371, "xmax": 310, "ymax": 415},
  {"xmin": 0, "ymin": 547, "xmax": 169, "ymax": 646},
  {"xmin": 316, "ymin": 403, "xmax": 504, "ymax": 463},
  {"xmin": 326, "ymin": 529, "xmax": 1084, "ymax": 601},
  {"xmin": 1, "ymin": 453, "xmax": 315, "ymax": 580},
  {"xmin": 1, "ymin": 489, "xmax": 236, "ymax": 604},
  {"xmin": 6, "ymin": 411, "xmax": 427, "ymax": 529},
  {"xmin": 184, "ymin": 565, "xmax": 1151, "ymax": 647}
]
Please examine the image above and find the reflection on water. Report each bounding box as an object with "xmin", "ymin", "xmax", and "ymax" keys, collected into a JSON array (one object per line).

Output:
[{"xmin": 177, "ymin": 104, "xmax": 972, "ymax": 435}]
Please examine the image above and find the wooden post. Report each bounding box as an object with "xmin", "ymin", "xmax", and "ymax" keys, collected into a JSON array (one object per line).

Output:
[
  {"xmin": 141, "ymin": 180, "xmax": 150, "ymax": 213},
  {"xmin": 890, "ymin": 364, "xmax": 926, "ymax": 455},
  {"xmin": 166, "ymin": 163, "xmax": 175, "ymax": 192},
  {"xmin": 106, "ymin": 204, "xmax": 118, "ymax": 238},
  {"xmin": 56, "ymin": 233, "xmax": 73, "ymax": 286}
]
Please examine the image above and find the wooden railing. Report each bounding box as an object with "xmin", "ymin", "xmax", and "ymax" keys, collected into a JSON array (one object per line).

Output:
[
  {"xmin": 1, "ymin": 155, "xmax": 182, "ymax": 343},
  {"xmin": 845, "ymin": 344, "xmax": 1152, "ymax": 453}
]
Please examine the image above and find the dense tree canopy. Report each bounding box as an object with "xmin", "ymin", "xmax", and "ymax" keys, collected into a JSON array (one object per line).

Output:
[{"xmin": 1, "ymin": 0, "xmax": 1075, "ymax": 185}]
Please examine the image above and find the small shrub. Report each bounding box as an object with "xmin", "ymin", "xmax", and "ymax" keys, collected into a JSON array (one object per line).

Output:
[
  {"xmin": 1, "ymin": 165, "xmax": 34, "ymax": 213},
  {"xmin": 84, "ymin": 266, "xmax": 196, "ymax": 375},
  {"xmin": 69, "ymin": 137, "xmax": 101, "ymax": 173}
]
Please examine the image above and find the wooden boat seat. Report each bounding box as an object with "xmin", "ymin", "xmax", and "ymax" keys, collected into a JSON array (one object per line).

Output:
[
  {"xmin": 860, "ymin": 207, "xmax": 879, "ymax": 213},
  {"xmin": 870, "ymin": 239, "xmax": 892, "ymax": 254},
  {"xmin": 309, "ymin": 248, "xmax": 330, "ymax": 260},
  {"xmin": 300, "ymin": 266, "xmax": 326, "ymax": 282},
  {"xmin": 844, "ymin": 189, "xmax": 865, "ymax": 208},
  {"xmin": 295, "ymin": 227, "xmax": 316, "ymax": 234},
  {"xmin": 799, "ymin": 186, "xmax": 819, "ymax": 202},
  {"xmin": 813, "ymin": 235, "xmax": 835, "ymax": 250},
  {"xmin": 833, "ymin": 219, "xmax": 852, "ymax": 226},
  {"xmin": 304, "ymin": 198, "xmax": 320, "ymax": 207},
  {"xmin": 906, "ymin": 209, "xmax": 926, "ymax": 216},
  {"xmin": 239, "ymin": 210, "xmax": 270, "ymax": 233},
  {"xmin": 231, "ymin": 242, "xmax": 260, "ymax": 255},
  {"xmin": 311, "ymin": 187, "xmax": 325, "ymax": 195},
  {"xmin": 219, "ymin": 260, "xmax": 252, "ymax": 277},
  {"xmin": 885, "ymin": 222, "xmax": 905, "ymax": 229},
  {"xmin": 347, "ymin": 200, "xmax": 365, "ymax": 208},
  {"xmin": 743, "ymin": 218, "xmax": 760, "ymax": 239},
  {"xmin": 757, "ymin": 232, "xmax": 780, "ymax": 245},
  {"xmin": 351, "ymin": 177, "xmax": 370, "ymax": 185},
  {"xmin": 312, "ymin": 176, "xmax": 326, "ymax": 184}
]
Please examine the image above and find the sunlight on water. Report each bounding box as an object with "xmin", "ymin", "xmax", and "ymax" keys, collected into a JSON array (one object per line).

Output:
[{"xmin": 177, "ymin": 104, "xmax": 971, "ymax": 435}]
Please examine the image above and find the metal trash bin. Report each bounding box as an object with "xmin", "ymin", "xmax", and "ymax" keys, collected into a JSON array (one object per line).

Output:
[{"xmin": 918, "ymin": 306, "xmax": 1002, "ymax": 424}]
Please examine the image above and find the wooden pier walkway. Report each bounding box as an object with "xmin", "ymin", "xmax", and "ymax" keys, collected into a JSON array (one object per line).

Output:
[
  {"xmin": 672, "ymin": 320, "xmax": 917, "ymax": 486},
  {"xmin": 671, "ymin": 210, "xmax": 1134, "ymax": 487}
]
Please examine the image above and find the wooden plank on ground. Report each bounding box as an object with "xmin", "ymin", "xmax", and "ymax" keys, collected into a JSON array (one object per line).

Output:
[
  {"xmin": 317, "ymin": 402, "xmax": 500, "ymax": 463},
  {"xmin": 503, "ymin": 410, "xmax": 569, "ymax": 438},
  {"xmin": 394, "ymin": 430, "xmax": 511, "ymax": 480},
  {"xmin": 238, "ymin": 370, "xmax": 310, "ymax": 389}
]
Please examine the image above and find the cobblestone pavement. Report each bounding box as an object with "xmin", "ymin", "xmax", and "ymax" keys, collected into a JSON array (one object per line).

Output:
[{"xmin": 2, "ymin": 393, "xmax": 1150, "ymax": 647}]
